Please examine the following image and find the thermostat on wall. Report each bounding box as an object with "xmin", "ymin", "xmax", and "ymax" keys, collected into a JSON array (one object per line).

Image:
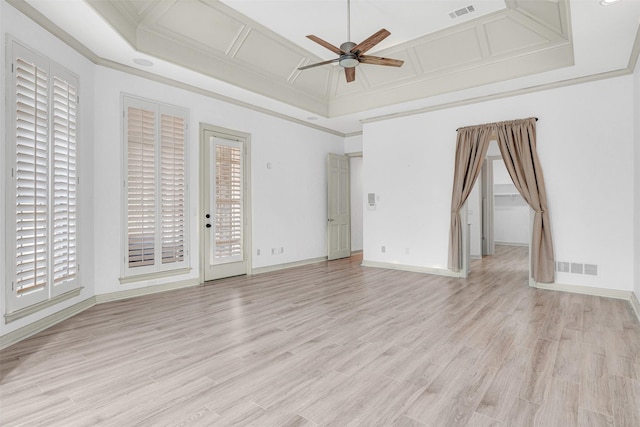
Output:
[{"xmin": 368, "ymin": 193, "xmax": 376, "ymax": 210}]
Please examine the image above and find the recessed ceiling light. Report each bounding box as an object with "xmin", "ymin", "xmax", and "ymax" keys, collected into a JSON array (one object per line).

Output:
[
  {"xmin": 133, "ymin": 58, "xmax": 154, "ymax": 66},
  {"xmin": 600, "ymin": 0, "xmax": 621, "ymax": 5}
]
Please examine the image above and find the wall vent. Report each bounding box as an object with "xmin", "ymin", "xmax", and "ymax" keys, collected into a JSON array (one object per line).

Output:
[
  {"xmin": 584, "ymin": 264, "xmax": 598, "ymax": 276},
  {"xmin": 449, "ymin": 5, "xmax": 476, "ymax": 19},
  {"xmin": 556, "ymin": 261, "xmax": 570, "ymax": 273},
  {"xmin": 571, "ymin": 263, "xmax": 584, "ymax": 274}
]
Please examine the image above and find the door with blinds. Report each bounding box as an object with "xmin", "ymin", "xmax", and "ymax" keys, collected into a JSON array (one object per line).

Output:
[{"xmin": 203, "ymin": 129, "xmax": 249, "ymax": 281}]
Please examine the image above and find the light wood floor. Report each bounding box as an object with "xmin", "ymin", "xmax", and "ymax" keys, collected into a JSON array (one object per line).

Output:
[{"xmin": 1, "ymin": 245, "xmax": 639, "ymax": 426}]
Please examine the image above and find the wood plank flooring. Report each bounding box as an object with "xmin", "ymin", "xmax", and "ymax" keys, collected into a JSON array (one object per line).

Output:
[{"xmin": 1, "ymin": 245, "xmax": 639, "ymax": 426}]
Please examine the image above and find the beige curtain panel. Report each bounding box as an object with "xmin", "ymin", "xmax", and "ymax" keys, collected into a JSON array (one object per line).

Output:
[
  {"xmin": 448, "ymin": 117, "xmax": 555, "ymax": 283},
  {"xmin": 495, "ymin": 118, "xmax": 554, "ymax": 283},
  {"xmin": 447, "ymin": 124, "xmax": 492, "ymax": 273}
]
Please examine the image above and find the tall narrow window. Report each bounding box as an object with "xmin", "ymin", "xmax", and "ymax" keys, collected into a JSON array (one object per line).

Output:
[
  {"xmin": 123, "ymin": 97, "xmax": 189, "ymax": 278},
  {"xmin": 6, "ymin": 41, "xmax": 80, "ymax": 315}
]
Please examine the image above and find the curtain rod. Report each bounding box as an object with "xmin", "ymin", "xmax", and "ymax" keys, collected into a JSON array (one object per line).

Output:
[{"xmin": 456, "ymin": 117, "xmax": 538, "ymax": 132}]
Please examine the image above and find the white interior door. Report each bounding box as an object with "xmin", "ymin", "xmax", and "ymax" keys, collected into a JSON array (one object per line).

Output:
[
  {"xmin": 203, "ymin": 130, "xmax": 248, "ymax": 281},
  {"xmin": 327, "ymin": 153, "xmax": 351, "ymax": 260}
]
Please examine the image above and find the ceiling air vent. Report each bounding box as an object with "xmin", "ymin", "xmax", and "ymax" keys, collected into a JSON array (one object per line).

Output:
[{"xmin": 449, "ymin": 5, "xmax": 476, "ymax": 19}]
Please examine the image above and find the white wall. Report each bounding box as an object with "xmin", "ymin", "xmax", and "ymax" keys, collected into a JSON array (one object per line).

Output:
[
  {"xmin": 493, "ymin": 161, "xmax": 529, "ymax": 246},
  {"xmin": 350, "ymin": 157, "xmax": 363, "ymax": 251},
  {"xmin": 345, "ymin": 135, "xmax": 364, "ymax": 252},
  {"xmin": 1, "ymin": 3, "xmax": 96, "ymax": 336},
  {"xmin": 93, "ymin": 66, "xmax": 343, "ymax": 295},
  {"xmin": 363, "ymin": 76, "xmax": 635, "ymax": 291},
  {"xmin": 634, "ymin": 52, "xmax": 640, "ymax": 303}
]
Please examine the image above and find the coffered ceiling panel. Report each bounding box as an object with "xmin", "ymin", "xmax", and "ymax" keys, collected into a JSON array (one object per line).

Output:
[
  {"xmin": 414, "ymin": 27, "xmax": 484, "ymax": 74},
  {"xmin": 291, "ymin": 66, "xmax": 331, "ymax": 100},
  {"xmin": 484, "ymin": 15, "xmax": 549, "ymax": 56},
  {"xmin": 155, "ymin": 1, "xmax": 245, "ymax": 54},
  {"xmin": 512, "ymin": 0, "xmax": 565, "ymax": 35},
  {"xmin": 234, "ymin": 29, "xmax": 305, "ymax": 79}
]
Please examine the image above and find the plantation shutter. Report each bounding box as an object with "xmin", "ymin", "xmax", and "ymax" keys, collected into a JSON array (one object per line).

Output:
[
  {"xmin": 214, "ymin": 141, "xmax": 243, "ymax": 263},
  {"xmin": 51, "ymin": 76, "xmax": 78, "ymax": 288},
  {"xmin": 127, "ymin": 106, "xmax": 156, "ymax": 268},
  {"xmin": 14, "ymin": 56, "xmax": 49, "ymax": 298},
  {"xmin": 123, "ymin": 97, "xmax": 188, "ymax": 276},
  {"xmin": 160, "ymin": 114, "xmax": 186, "ymax": 264}
]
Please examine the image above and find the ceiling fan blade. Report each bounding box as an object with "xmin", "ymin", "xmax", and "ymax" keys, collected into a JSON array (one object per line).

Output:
[
  {"xmin": 298, "ymin": 58, "xmax": 339, "ymax": 70},
  {"xmin": 345, "ymin": 67, "xmax": 356, "ymax": 83},
  {"xmin": 306, "ymin": 35, "xmax": 345, "ymax": 55},
  {"xmin": 351, "ymin": 29, "xmax": 390, "ymax": 54},
  {"xmin": 359, "ymin": 55, "xmax": 404, "ymax": 67}
]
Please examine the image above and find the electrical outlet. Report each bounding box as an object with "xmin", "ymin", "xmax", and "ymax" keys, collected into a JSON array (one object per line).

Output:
[
  {"xmin": 257, "ymin": 249, "xmax": 260, "ymax": 256},
  {"xmin": 381, "ymin": 245, "xmax": 386, "ymax": 253}
]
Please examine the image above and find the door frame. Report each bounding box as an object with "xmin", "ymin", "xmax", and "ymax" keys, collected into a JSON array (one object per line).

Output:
[{"xmin": 199, "ymin": 123, "xmax": 252, "ymax": 283}]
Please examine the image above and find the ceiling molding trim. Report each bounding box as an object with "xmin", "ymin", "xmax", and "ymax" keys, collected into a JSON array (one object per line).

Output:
[
  {"xmin": 7, "ymin": 0, "xmax": 100, "ymax": 63},
  {"xmin": 344, "ymin": 131, "xmax": 363, "ymax": 138},
  {"xmin": 626, "ymin": 23, "xmax": 640, "ymax": 71},
  {"xmin": 361, "ymin": 67, "xmax": 633, "ymax": 126},
  {"xmin": 95, "ymin": 58, "xmax": 345, "ymax": 138}
]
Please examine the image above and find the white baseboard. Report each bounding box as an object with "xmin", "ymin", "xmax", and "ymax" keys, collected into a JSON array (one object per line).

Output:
[
  {"xmin": 630, "ymin": 292, "xmax": 640, "ymax": 323},
  {"xmin": 0, "ymin": 297, "xmax": 96, "ymax": 350},
  {"xmin": 252, "ymin": 257, "xmax": 327, "ymax": 275},
  {"xmin": 361, "ymin": 260, "xmax": 464, "ymax": 278},
  {"xmin": 495, "ymin": 241, "xmax": 529, "ymax": 247},
  {"xmin": 95, "ymin": 278, "xmax": 201, "ymax": 304},
  {"xmin": 351, "ymin": 249, "xmax": 363, "ymax": 255},
  {"xmin": 533, "ymin": 281, "xmax": 633, "ymax": 300}
]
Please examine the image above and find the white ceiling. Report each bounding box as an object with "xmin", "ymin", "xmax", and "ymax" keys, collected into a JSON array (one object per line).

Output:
[{"xmin": 11, "ymin": 0, "xmax": 640, "ymax": 135}]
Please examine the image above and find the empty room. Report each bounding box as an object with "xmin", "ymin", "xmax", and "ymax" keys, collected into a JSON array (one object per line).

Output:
[{"xmin": 1, "ymin": 0, "xmax": 640, "ymax": 425}]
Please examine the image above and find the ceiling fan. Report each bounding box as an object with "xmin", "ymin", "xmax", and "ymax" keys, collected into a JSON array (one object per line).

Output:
[{"xmin": 297, "ymin": 0, "xmax": 404, "ymax": 83}]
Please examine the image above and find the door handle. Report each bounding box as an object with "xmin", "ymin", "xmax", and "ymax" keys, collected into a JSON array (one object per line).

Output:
[{"xmin": 328, "ymin": 218, "xmax": 335, "ymax": 222}]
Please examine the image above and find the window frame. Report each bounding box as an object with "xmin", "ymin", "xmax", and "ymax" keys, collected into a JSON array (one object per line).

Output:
[
  {"xmin": 4, "ymin": 39, "xmax": 81, "ymax": 316},
  {"xmin": 121, "ymin": 95, "xmax": 190, "ymax": 280}
]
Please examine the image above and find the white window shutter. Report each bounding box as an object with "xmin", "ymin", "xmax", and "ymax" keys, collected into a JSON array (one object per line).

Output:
[
  {"xmin": 14, "ymin": 56, "xmax": 50, "ymax": 298},
  {"xmin": 123, "ymin": 97, "xmax": 188, "ymax": 276},
  {"xmin": 160, "ymin": 114, "xmax": 186, "ymax": 264},
  {"xmin": 51, "ymin": 76, "xmax": 78, "ymax": 288},
  {"xmin": 126, "ymin": 106, "xmax": 157, "ymax": 268}
]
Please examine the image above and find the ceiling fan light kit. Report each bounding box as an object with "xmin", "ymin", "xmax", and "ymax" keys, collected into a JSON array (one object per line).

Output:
[{"xmin": 298, "ymin": 0, "xmax": 404, "ymax": 83}]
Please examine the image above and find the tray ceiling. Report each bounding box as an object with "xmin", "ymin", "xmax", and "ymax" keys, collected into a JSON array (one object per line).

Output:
[{"xmin": 85, "ymin": 0, "xmax": 573, "ymax": 117}]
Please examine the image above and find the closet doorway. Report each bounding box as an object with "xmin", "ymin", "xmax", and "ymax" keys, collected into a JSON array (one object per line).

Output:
[{"xmin": 463, "ymin": 141, "xmax": 533, "ymax": 285}]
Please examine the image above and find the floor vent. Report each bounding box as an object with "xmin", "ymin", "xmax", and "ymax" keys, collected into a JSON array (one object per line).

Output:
[
  {"xmin": 557, "ymin": 261, "xmax": 570, "ymax": 273},
  {"xmin": 571, "ymin": 263, "xmax": 584, "ymax": 274},
  {"xmin": 449, "ymin": 5, "xmax": 476, "ymax": 19},
  {"xmin": 584, "ymin": 264, "xmax": 598, "ymax": 276}
]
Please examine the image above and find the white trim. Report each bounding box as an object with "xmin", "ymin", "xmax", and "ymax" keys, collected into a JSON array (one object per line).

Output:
[
  {"xmin": 0, "ymin": 296, "xmax": 95, "ymax": 350},
  {"xmin": 251, "ymin": 257, "xmax": 327, "ymax": 275},
  {"xmin": 351, "ymin": 249, "xmax": 363, "ymax": 255},
  {"xmin": 628, "ymin": 292, "xmax": 640, "ymax": 322},
  {"xmin": 5, "ymin": 287, "xmax": 82, "ymax": 323},
  {"xmin": 361, "ymin": 260, "xmax": 465, "ymax": 278},
  {"xmin": 95, "ymin": 278, "xmax": 200, "ymax": 304},
  {"xmin": 533, "ymin": 281, "xmax": 633, "ymax": 300},
  {"xmin": 118, "ymin": 267, "xmax": 192, "ymax": 284},
  {"xmin": 494, "ymin": 241, "xmax": 529, "ymax": 247}
]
